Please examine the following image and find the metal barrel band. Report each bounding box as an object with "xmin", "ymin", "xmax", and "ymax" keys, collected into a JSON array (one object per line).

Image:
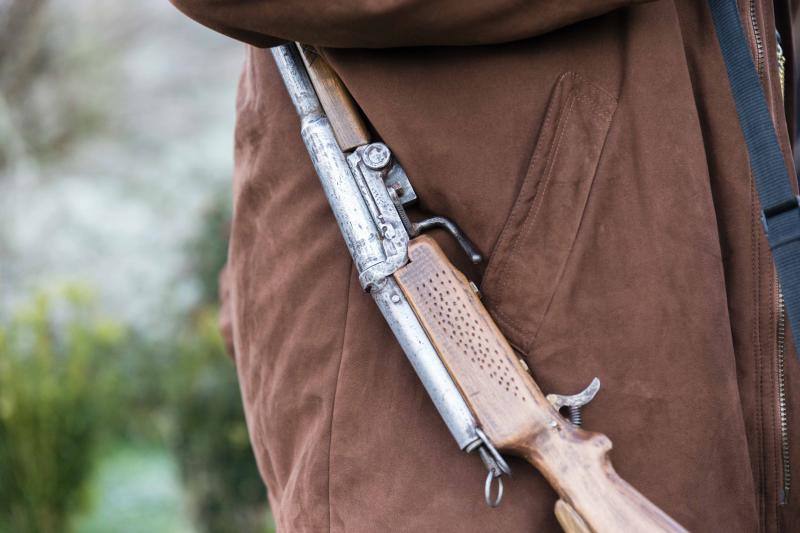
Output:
[{"xmin": 473, "ymin": 427, "xmax": 511, "ymax": 507}]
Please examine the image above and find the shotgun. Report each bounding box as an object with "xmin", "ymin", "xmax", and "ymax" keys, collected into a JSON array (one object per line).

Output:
[{"xmin": 271, "ymin": 43, "xmax": 687, "ymax": 533}]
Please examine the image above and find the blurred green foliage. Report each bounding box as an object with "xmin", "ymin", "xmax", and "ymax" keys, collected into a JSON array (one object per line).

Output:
[
  {"xmin": 168, "ymin": 309, "xmax": 270, "ymax": 533},
  {"xmin": 0, "ymin": 194, "xmax": 272, "ymax": 533},
  {"xmin": 74, "ymin": 446, "xmax": 196, "ymax": 533},
  {"xmin": 186, "ymin": 196, "xmax": 232, "ymax": 307},
  {"xmin": 0, "ymin": 286, "xmax": 127, "ymax": 533},
  {"xmin": 168, "ymin": 190, "xmax": 272, "ymax": 533},
  {"xmin": 2, "ymin": 1, "xmax": 266, "ymax": 530}
]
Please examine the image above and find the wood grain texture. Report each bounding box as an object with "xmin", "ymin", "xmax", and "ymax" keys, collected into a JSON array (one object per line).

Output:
[
  {"xmin": 297, "ymin": 44, "xmax": 370, "ymax": 151},
  {"xmin": 554, "ymin": 500, "xmax": 590, "ymax": 533},
  {"xmin": 395, "ymin": 236, "xmax": 688, "ymax": 533}
]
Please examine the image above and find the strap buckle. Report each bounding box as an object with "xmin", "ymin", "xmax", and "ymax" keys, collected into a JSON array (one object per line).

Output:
[{"xmin": 761, "ymin": 195, "xmax": 800, "ymax": 249}]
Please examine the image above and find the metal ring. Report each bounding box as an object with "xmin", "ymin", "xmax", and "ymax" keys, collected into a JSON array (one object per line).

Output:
[
  {"xmin": 484, "ymin": 469, "xmax": 504, "ymax": 508},
  {"xmin": 475, "ymin": 427, "xmax": 511, "ymax": 476}
]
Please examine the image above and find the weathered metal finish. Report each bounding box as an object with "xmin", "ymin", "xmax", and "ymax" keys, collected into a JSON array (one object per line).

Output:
[
  {"xmin": 271, "ymin": 44, "xmax": 480, "ymax": 450},
  {"xmin": 385, "ymin": 162, "xmax": 418, "ymax": 206},
  {"xmin": 411, "ymin": 216, "xmax": 483, "ymax": 264},
  {"xmin": 372, "ymin": 279, "xmax": 481, "ymax": 449},
  {"xmin": 546, "ymin": 378, "xmax": 601, "ymax": 427},
  {"xmin": 272, "ymin": 46, "xmax": 385, "ymax": 285},
  {"xmin": 546, "ymin": 378, "xmax": 601, "ymax": 411},
  {"xmin": 346, "ymin": 145, "xmax": 410, "ymax": 288}
]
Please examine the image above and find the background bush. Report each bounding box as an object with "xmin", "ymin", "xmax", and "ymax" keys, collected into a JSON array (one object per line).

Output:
[
  {"xmin": 0, "ymin": 286, "xmax": 126, "ymax": 533},
  {"xmin": 1, "ymin": 1, "xmax": 269, "ymax": 531},
  {"xmin": 166, "ymin": 195, "xmax": 271, "ymax": 533},
  {"xmin": 0, "ymin": 195, "xmax": 271, "ymax": 533},
  {"xmin": 169, "ymin": 309, "xmax": 269, "ymax": 533}
]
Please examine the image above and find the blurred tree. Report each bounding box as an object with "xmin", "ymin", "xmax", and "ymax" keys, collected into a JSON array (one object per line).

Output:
[
  {"xmin": 0, "ymin": 0, "xmax": 47, "ymax": 81},
  {"xmin": 0, "ymin": 0, "xmax": 113, "ymax": 172},
  {"xmin": 0, "ymin": 0, "xmax": 48, "ymax": 169},
  {"xmin": 0, "ymin": 286, "xmax": 126, "ymax": 533}
]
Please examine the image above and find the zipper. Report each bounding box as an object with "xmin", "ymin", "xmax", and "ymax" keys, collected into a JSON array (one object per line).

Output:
[
  {"xmin": 775, "ymin": 31, "xmax": 790, "ymax": 506},
  {"xmin": 749, "ymin": 0, "xmax": 766, "ymax": 76},
  {"xmin": 776, "ymin": 278, "xmax": 791, "ymax": 504},
  {"xmin": 750, "ymin": 3, "xmax": 792, "ymax": 519},
  {"xmin": 748, "ymin": 4, "xmax": 772, "ymax": 522}
]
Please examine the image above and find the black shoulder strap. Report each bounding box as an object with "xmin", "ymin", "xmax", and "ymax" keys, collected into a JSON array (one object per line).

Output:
[{"xmin": 708, "ymin": 0, "xmax": 800, "ymax": 359}]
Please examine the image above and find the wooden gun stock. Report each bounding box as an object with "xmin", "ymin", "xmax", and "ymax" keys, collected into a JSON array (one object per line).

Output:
[
  {"xmin": 395, "ymin": 236, "xmax": 687, "ymax": 533},
  {"xmin": 296, "ymin": 44, "xmax": 371, "ymax": 151}
]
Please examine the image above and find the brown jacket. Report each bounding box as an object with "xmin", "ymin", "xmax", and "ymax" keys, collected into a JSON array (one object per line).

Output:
[{"xmin": 172, "ymin": 0, "xmax": 800, "ymax": 531}]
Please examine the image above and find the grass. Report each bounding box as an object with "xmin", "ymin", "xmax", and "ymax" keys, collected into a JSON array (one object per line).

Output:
[
  {"xmin": 72, "ymin": 444, "xmax": 277, "ymax": 533},
  {"xmin": 74, "ymin": 445, "xmax": 195, "ymax": 533}
]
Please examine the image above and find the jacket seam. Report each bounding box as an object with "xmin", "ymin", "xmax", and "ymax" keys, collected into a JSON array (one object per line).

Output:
[
  {"xmin": 527, "ymin": 100, "xmax": 618, "ymax": 351},
  {"xmin": 489, "ymin": 76, "xmax": 617, "ymax": 345},
  {"xmin": 751, "ymin": 171, "xmax": 766, "ymax": 532},
  {"xmin": 327, "ymin": 262, "xmax": 354, "ymax": 533},
  {"xmin": 483, "ymin": 73, "xmax": 567, "ymax": 292},
  {"xmin": 768, "ymin": 266, "xmax": 779, "ymax": 530},
  {"xmin": 492, "ymin": 92, "xmax": 579, "ymax": 337}
]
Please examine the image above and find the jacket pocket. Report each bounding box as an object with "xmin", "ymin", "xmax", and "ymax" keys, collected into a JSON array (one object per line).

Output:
[{"xmin": 481, "ymin": 72, "xmax": 617, "ymax": 353}]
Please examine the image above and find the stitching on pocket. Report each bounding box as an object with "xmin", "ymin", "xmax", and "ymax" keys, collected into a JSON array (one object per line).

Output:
[
  {"xmin": 493, "ymin": 92, "xmax": 579, "ymax": 337},
  {"xmin": 486, "ymin": 74, "xmax": 568, "ymax": 268},
  {"xmin": 482, "ymin": 72, "xmax": 617, "ymax": 351}
]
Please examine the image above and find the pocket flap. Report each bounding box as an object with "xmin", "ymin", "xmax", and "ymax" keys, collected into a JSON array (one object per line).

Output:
[{"xmin": 482, "ymin": 72, "xmax": 617, "ymax": 353}]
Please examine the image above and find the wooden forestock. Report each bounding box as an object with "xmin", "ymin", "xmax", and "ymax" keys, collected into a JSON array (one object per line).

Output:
[
  {"xmin": 296, "ymin": 44, "xmax": 371, "ymax": 151},
  {"xmin": 394, "ymin": 236, "xmax": 688, "ymax": 533}
]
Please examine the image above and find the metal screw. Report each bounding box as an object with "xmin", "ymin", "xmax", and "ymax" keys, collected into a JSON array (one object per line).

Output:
[
  {"xmin": 363, "ymin": 143, "xmax": 392, "ymax": 170},
  {"xmin": 390, "ymin": 293, "xmax": 401, "ymax": 303},
  {"xmin": 469, "ymin": 281, "xmax": 481, "ymax": 298}
]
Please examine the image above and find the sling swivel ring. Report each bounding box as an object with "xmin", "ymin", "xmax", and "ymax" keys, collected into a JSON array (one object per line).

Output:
[
  {"xmin": 472, "ymin": 427, "xmax": 511, "ymax": 507},
  {"xmin": 484, "ymin": 466, "xmax": 504, "ymax": 508}
]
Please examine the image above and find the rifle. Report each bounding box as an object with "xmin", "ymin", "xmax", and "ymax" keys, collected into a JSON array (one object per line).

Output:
[{"xmin": 271, "ymin": 43, "xmax": 687, "ymax": 532}]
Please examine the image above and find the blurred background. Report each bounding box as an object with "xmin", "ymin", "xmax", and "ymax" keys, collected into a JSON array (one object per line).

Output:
[{"xmin": 0, "ymin": 1, "xmax": 275, "ymax": 531}]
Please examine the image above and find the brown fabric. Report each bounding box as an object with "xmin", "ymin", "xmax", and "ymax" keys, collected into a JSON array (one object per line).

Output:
[
  {"xmin": 172, "ymin": 0, "xmax": 800, "ymax": 531},
  {"xmin": 170, "ymin": 0, "xmax": 649, "ymax": 47}
]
